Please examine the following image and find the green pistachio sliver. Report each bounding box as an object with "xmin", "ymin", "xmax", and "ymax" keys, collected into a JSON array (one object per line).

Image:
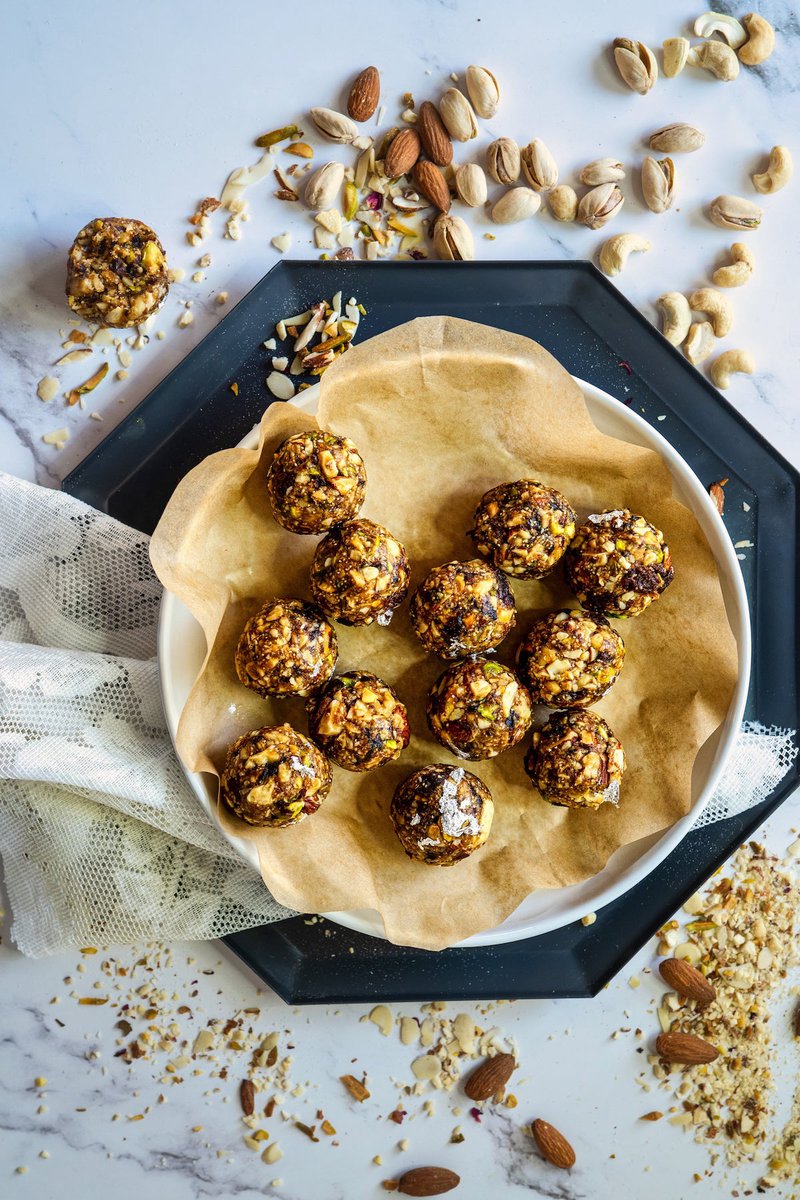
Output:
[
  {"xmin": 255, "ymin": 124, "xmax": 301, "ymax": 149},
  {"xmin": 343, "ymin": 181, "xmax": 358, "ymax": 222}
]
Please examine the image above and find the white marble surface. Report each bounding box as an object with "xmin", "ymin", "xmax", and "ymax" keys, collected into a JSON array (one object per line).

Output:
[{"xmin": 2, "ymin": 1, "xmax": 800, "ymax": 1196}]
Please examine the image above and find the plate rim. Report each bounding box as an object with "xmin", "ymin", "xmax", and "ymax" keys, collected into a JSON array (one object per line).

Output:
[{"xmin": 157, "ymin": 373, "xmax": 750, "ymax": 948}]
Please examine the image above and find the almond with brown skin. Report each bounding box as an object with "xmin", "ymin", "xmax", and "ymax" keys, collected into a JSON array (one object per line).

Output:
[
  {"xmin": 463, "ymin": 1051, "xmax": 515, "ymax": 1101},
  {"xmin": 385, "ymin": 128, "xmax": 422, "ymax": 179},
  {"xmin": 531, "ymin": 1118, "xmax": 576, "ymax": 1169},
  {"xmin": 240, "ymin": 1078, "xmax": 255, "ymax": 1116},
  {"xmin": 413, "ymin": 161, "xmax": 451, "ymax": 213},
  {"xmin": 659, "ymin": 957, "xmax": 716, "ymax": 1005},
  {"xmin": 347, "ymin": 66, "xmax": 380, "ymax": 122},
  {"xmin": 655, "ymin": 1032, "xmax": 720, "ymax": 1064},
  {"xmin": 397, "ymin": 1166, "xmax": 460, "ymax": 1196},
  {"xmin": 417, "ymin": 101, "xmax": 453, "ymax": 167}
]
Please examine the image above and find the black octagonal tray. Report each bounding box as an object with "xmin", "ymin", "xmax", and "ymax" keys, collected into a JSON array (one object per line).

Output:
[{"xmin": 64, "ymin": 260, "xmax": 800, "ymax": 1003}]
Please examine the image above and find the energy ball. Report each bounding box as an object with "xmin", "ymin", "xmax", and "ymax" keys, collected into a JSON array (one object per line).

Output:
[
  {"xmin": 524, "ymin": 710, "xmax": 625, "ymax": 810},
  {"xmin": 66, "ymin": 217, "xmax": 168, "ymax": 328},
  {"xmin": 390, "ymin": 765, "xmax": 494, "ymax": 866},
  {"xmin": 470, "ymin": 480, "xmax": 578, "ymax": 580},
  {"xmin": 565, "ymin": 509, "xmax": 674, "ymax": 618},
  {"xmin": 409, "ymin": 559, "xmax": 516, "ymax": 659},
  {"xmin": 307, "ymin": 671, "xmax": 410, "ymax": 772},
  {"xmin": 516, "ymin": 609, "xmax": 625, "ymax": 709},
  {"xmin": 427, "ymin": 658, "xmax": 532, "ymax": 760},
  {"xmin": 266, "ymin": 431, "xmax": 367, "ymax": 534},
  {"xmin": 235, "ymin": 598, "xmax": 337, "ymax": 698},
  {"xmin": 220, "ymin": 724, "xmax": 332, "ymax": 827},
  {"xmin": 310, "ymin": 518, "xmax": 410, "ymax": 626}
]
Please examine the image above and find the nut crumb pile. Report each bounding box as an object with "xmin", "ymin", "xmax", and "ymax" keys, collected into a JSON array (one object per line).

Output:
[{"xmin": 642, "ymin": 837, "xmax": 800, "ymax": 1189}]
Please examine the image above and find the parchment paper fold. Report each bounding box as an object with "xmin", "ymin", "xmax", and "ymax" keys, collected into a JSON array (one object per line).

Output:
[{"xmin": 150, "ymin": 317, "xmax": 738, "ymax": 950}]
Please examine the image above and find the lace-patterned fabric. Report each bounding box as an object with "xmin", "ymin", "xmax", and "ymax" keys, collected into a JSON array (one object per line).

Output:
[
  {"xmin": 0, "ymin": 472, "xmax": 795, "ymax": 955},
  {"xmin": 0, "ymin": 472, "xmax": 292, "ymax": 957}
]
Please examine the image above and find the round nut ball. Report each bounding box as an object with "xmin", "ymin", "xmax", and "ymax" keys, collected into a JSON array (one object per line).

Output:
[
  {"xmin": 307, "ymin": 671, "xmax": 410, "ymax": 772},
  {"xmin": 427, "ymin": 658, "xmax": 532, "ymax": 760},
  {"xmin": 310, "ymin": 518, "xmax": 410, "ymax": 626},
  {"xmin": 66, "ymin": 217, "xmax": 169, "ymax": 328},
  {"xmin": 220, "ymin": 724, "xmax": 333, "ymax": 827},
  {"xmin": 235, "ymin": 598, "xmax": 337, "ymax": 698},
  {"xmin": 390, "ymin": 765, "xmax": 494, "ymax": 866},
  {"xmin": 524, "ymin": 709, "xmax": 625, "ymax": 810},
  {"xmin": 565, "ymin": 509, "xmax": 674, "ymax": 618},
  {"xmin": 516, "ymin": 609, "xmax": 625, "ymax": 708},
  {"xmin": 266, "ymin": 430, "xmax": 367, "ymax": 534},
  {"xmin": 470, "ymin": 480, "xmax": 578, "ymax": 579},
  {"xmin": 409, "ymin": 559, "xmax": 516, "ymax": 659}
]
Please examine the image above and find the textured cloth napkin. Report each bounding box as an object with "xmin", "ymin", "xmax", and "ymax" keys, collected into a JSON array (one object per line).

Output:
[{"xmin": 0, "ymin": 472, "xmax": 796, "ymax": 957}]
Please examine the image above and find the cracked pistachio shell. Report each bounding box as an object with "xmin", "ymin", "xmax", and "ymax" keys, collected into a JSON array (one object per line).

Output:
[
  {"xmin": 521, "ymin": 139, "xmax": 558, "ymax": 191},
  {"xmin": 579, "ymin": 157, "xmax": 625, "ymax": 185},
  {"xmin": 439, "ymin": 88, "xmax": 479, "ymax": 142},
  {"xmin": 648, "ymin": 124, "xmax": 705, "ymax": 154},
  {"xmin": 304, "ymin": 161, "xmax": 345, "ymax": 209},
  {"xmin": 310, "ymin": 107, "xmax": 359, "ymax": 144},
  {"xmin": 433, "ymin": 214, "xmax": 475, "ymax": 260},
  {"xmin": 491, "ymin": 187, "xmax": 541, "ymax": 224},
  {"xmin": 486, "ymin": 138, "xmax": 520, "ymax": 185},
  {"xmin": 466, "ymin": 65, "xmax": 500, "ymax": 119},
  {"xmin": 613, "ymin": 38, "xmax": 658, "ymax": 94},
  {"xmin": 577, "ymin": 183, "xmax": 624, "ymax": 229},
  {"xmin": 548, "ymin": 185, "xmax": 578, "ymax": 222},
  {"xmin": 642, "ymin": 155, "xmax": 676, "ymax": 214},
  {"xmin": 455, "ymin": 163, "xmax": 488, "ymax": 208},
  {"xmin": 709, "ymin": 195, "xmax": 763, "ymax": 231}
]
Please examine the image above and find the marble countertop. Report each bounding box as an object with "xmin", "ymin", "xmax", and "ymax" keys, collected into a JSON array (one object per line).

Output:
[{"xmin": 2, "ymin": 1, "xmax": 800, "ymax": 1196}]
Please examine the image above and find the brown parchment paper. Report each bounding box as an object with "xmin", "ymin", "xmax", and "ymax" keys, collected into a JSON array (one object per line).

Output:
[{"xmin": 150, "ymin": 317, "xmax": 739, "ymax": 950}]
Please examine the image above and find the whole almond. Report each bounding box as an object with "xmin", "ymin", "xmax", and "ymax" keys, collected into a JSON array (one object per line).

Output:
[
  {"xmin": 310, "ymin": 107, "xmax": 358, "ymax": 144},
  {"xmin": 531, "ymin": 1118, "xmax": 576, "ymax": 1170},
  {"xmin": 240, "ymin": 1078, "xmax": 255, "ymax": 1116},
  {"xmin": 347, "ymin": 66, "xmax": 380, "ymax": 122},
  {"xmin": 398, "ymin": 1166, "xmax": 460, "ymax": 1196},
  {"xmin": 655, "ymin": 1031, "xmax": 720, "ymax": 1064},
  {"xmin": 659, "ymin": 958, "xmax": 716, "ymax": 1005},
  {"xmin": 385, "ymin": 129, "xmax": 422, "ymax": 178},
  {"xmin": 463, "ymin": 1052, "xmax": 515, "ymax": 1101},
  {"xmin": 413, "ymin": 161, "xmax": 451, "ymax": 213},
  {"xmin": 417, "ymin": 101, "xmax": 453, "ymax": 166}
]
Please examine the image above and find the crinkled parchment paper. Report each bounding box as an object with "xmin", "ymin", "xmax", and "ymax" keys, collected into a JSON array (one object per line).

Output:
[{"xmin": 150, "ymin": 317, "xmax": 738, "ymax": 950}]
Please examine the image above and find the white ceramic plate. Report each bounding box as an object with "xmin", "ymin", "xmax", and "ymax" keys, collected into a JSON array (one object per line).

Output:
[{"xmin": 158, "ymin": 376, "xmax": 750, "ymax": 947}]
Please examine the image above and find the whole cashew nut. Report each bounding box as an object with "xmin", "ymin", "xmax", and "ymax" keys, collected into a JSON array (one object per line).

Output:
[
  {"xmin": 712, "ymin": 243, "xmax": 755, "ymax": 288},
  {"xmin": 656, "ymin": 292, "xmax": 692, "ymax": 347},
  {"xmin": 738, "ymin": 13, "xmax": 776, "ymax": 66},
  {"xmin": 693, "ymin": 13, "xmax": 747, "ymax": 49},
  {"xmin": 753, "ymin": 145, "xmax": 793, "ymax": 194},
  {"xmin": 598, "ymin": 233, "xmax": 651, "ymax": 277},
  {"xmin": 684, "ymin": 321, "xmax": 716, "ymax": 365},
  {"xmin": 710, "ymin": 349, "xmax": 756, "ymax": 389},
  {"xmin": 687, "ymin": 41, "xmax": 740, "ymax": 81},
  {"xmin": 689, "ymin": 288, "xmax": 733, "ymax": 337}
]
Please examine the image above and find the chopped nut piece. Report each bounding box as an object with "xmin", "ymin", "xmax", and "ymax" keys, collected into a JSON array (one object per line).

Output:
[
  {"xmin": 37, "ymin": 376, "xmax": 59, "ymax": 403},
  {"xmin": 340, "ymin": 1074, "xmax": 370, "ymax": 1101}
]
